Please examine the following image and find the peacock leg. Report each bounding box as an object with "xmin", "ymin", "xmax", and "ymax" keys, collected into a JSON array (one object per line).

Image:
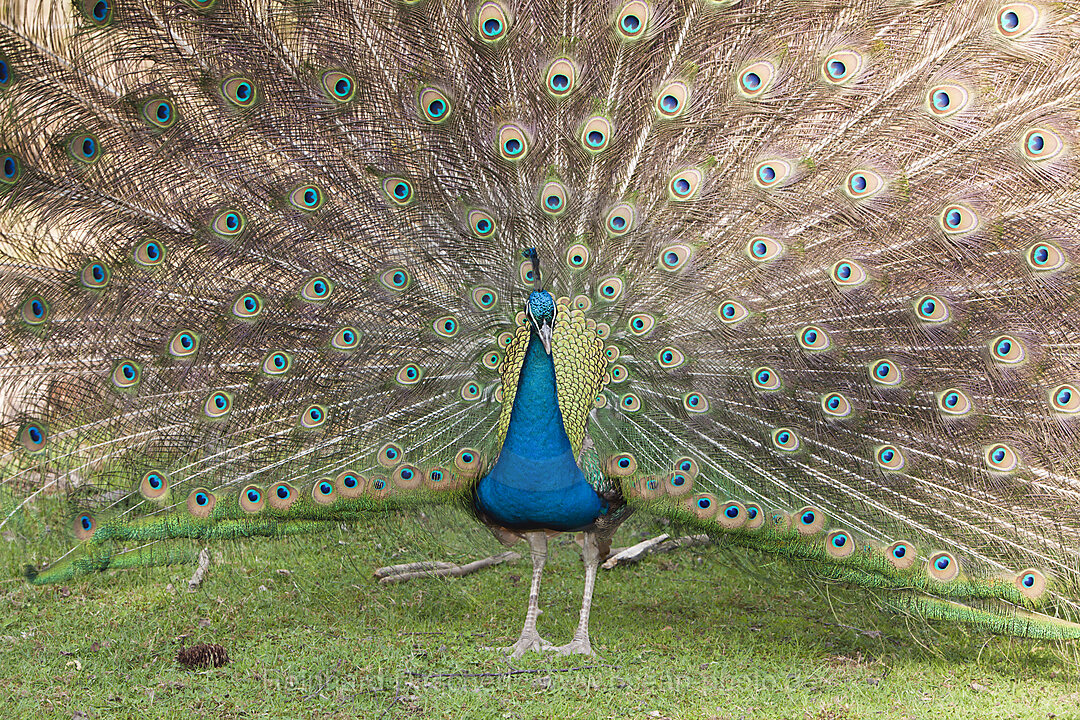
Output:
[
  {"xmin": 554, "ymin": 530, "xmax": 599, "ymax": 655},
  {"xmin": 506, "ymin": 531, "xmax": 554, "ymax": 657}
]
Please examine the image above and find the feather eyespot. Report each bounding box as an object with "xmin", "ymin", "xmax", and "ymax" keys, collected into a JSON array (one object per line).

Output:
[
  {"xmin": 797, "ymin": 325, "xmax": 830, "ymax": 351},
  {"xmin": 821, "ymin": 392, "xmax": 852, "ymax": 418},
  {"xmin": 581, "ymin": 116, "xmax": 612, "ymax": 153},
  {"xmin": 81, "ymin": 0, "xmax": 112, "ymax": 26},
  {"xmin": 997, "ymin": 3, "xmax": 1039, "ymax": 38},
  {"xmin": 331, "ymin": 326, "xmax": 360, "ymax": 351},
  {"xmin": 597, "ymin": 322, "xmax": 612, "ymax": 340},
  {"xmin": 169, "ymin": 330, "xmax": 199, "ymax": 358},
  {"xmin": 468, "ymin": 210, "xmax": 496, "ymax": 238},
  {"xmin": 884, "ymin": 541, "xmax": 916, "ymax": 569},
  {"xmin": 0, "ymin": 56, "xmax": 10, "ymax": 90},
  {"xmin": 673, "ymin": 457, "xmax": 699, "ymax": 478},
  {"xmin": 336, "ymin": 471, "xmax": 364, "ymax": 499},
  {"xmin": 604, "ymin": 345, "xmax": 621, "ymax": 362},
  {"xmin": 927, "ymin": 84, "xmax": 968, "ymax": 117},
  {"xmin": 822, "ymin": 50, "xmax": 861, "ymax": 85},
  {"xmin": 1050, "ymin": 384, "xmax": 1080, "ymax": 413},
  {"xmin": 657, "ymin": 347, "xmax": 685, "ymax": 369},
  {"xmin": 826, "ymin": 530, "xmax": 855, "ymax": 558},
  {"xmin": 73, "ymin": 513, "xmax": 97, "ymax": 540},
  {"xmin": 683, "ymin": 392, "xmax": 708, "ymax": 413},
  {"xmin": 222, "ymin": 77, "xmax": 258, "ymax": 108},
  {"xmin": 875, "ymin": 445, "xmax": 905, "ymax": 470},
  {"xmin": 606, "ymin": 452, "xmax": 638, "ymax": 476},
  {"xmin": 869, "ymin": 359, "xmax": 902, "ymax": 386},
  {"xmin": 187, "ymin": 489, "xmax": 216, "ymax": 517},
  {"xmin": 616, "ymin": 1, "xmax": 649, "ymax": 39},
  {"xmin": 321, "ymin": 70, "xmax": 355, "ymax": 102},
  {"xmin": 477, "ymin": 1, "xmax": 509, "ymax": 41},
  {"xmin": 396, "ymin": 363, "xmax": 423, "ymax": 385},
  {"xmin": 393, "ymin": 464, "xmax": 421, "ymax": 490},
  {"xmin": 747, "ymin": 236, "xmax": 783, "ymax": 262},
  {"xmin": 433, "ymin": 315, "xmax": 459, "ymax": 338},
  {"xmin": 460, "ymin": 381, "xmax": 482, "ymax": 401},
  {"xmin": 914, "ymin": 294, "xmax": 949, "ymax": 323},
  {"xmin": 605, "ymin": 203, "xmax": 636, "ymax": 236},
  {"xmin": 984, "ymin": 443, "xmax": 1019, "ymax": 473},
  {"xmin": 301, "ymin": 276, "xmax": 333, "ymax": 301},
  {"xmin": 68, "ymin": 133, "xmax": 100, "ymax": 164},
  {"xmin": 844, "ymin": 170, "xmax": 883, "ymax": 199},
  {"xmin": 540, "ymin": 181, "xmax": 567, "ymax": 215},
  {"xmin": 139, "ymin": 471, "xmax": 169, "ymax": 500},
  {"xmin": 609, "ymin": 364, "xmax": 628, "ymax": 383},
  {"xmin": 656, "ymin": 81, "xmax": 689, "ymax": 118},
  {"xmin": 573, "ymin": 295, "xmax": 592, "ymax": 311},
  {"xmin": 928, "ymin": 551, "xmax": 959, "ymax": 582},
  {"xmin": 378, "ymin": 268, "xmax": 410, "ymax": 292},
  {"xmin": 772, "ymin": 428, "xmax": 800, "ymax": 452},
  {"xmin": 752, "ymin": 366, "xmax": 781, "ymax": 391},
  {"xmin": 1026, "ymin": 241, "xmax": 1066, "ymax": 271},
  {"xmin": 262, "ymin": 351, "xmax": 292, "ymax": 376},
  {"xmin": 738, "ymin": 61, "xmax": 775, "ymax": 98},
  {"xmin": 1022, "ymin": 128, "xmax": 1062, "ymax": 161},
  {"xmin": 312, "ymin": 479, "xmax": 337, "ymax": 505},
  {"xmin": 482, "ymin": 350, "xmax": 501, "ymax": 370},
  {"xmin": 497, "ymin": 124, "xmax": 529, "ymax": 161},
  {"xmin": 597, "ymin": 277, "xmax": 624, "ymax": 302},
  {"xmin": 267, "ymin": 482, "xmax": 297, "ymax": 510},
  {"xmin": 619, "ymin": 393, "xmax": 641, "ymax": 412},
  {"xmin": 289, "ymin": 184, "xmax": 324, "ymax": 211},
  {"xmin": 141, "ymin": 98, "xmax": 176, "ymax": 129},
  {"xmin": 659, "ymin": 244, "xmax": 692, "ymax": 271},
  {"xmin": 940, "ymin": 204, "xmax": 978, "ymax": 234},
  {"xmin": 203, "ymin": 391, "xmax": 233, "ymax": 418},
  {"xmin": 1015, "ymin": 569, "xmax": 1046, "ymax": 600},
  {"xmin": 937, "ymin": 388, "xmax": 972, "ymax": 416},
  {"xmin": 628, "ymin": 313, "xmax": 655, "ymax": 336},
  {"xmin": 232, "ymin": 292, "xmax": 263, "ymax": 319},
  {"xmin": 376, "ymin": 443, "xmax": 404, "ymax": 468},
  {"xmin": 212, "ymin": 210, "xmax": 245, "ymax": 238},
  {"xmin": 383, "ymin": 177, "xmax": 414, "ymax": 206},
  {"xmin": 20, "ymin": 295, "xmax": 48, "ymax": 325},
  {"xmin": 564, "ymin": 243, "xmax": 591, "ymax": 270},
  {"xmin": 419, "ymin": 87, "xmax": 453, "ymax": 124},
  {"xmin": 831, "ymin": 259, "xmax": 867, "ymax": 286},
  {"xmin": 669, "ymin": 169, "xmax": 701, "ymax": 200},
  {"xmin": 990, "ymin": 335, "xmax": 1025, "ymax": 364},
  {"xmin": 718, "ymin": 300, "xmax": 749, "ymax": 325},
  {"xmin": 134, "ymin": 239, "xmax": 166, "ymax": 267},
  {"xmin": 716, "ymin": 500, "xmax": 748, "ymax": 529},
  {"xmin": 18, "ymin": 423, "xmax": 46, "ymax": 453},
  {"xmin": 753, "ymin": 160, "xmax": 790, "ymax": 189},
  {"xmin": 111, "ymin": 361, "xmax": 141, "ymax": 389},
  {"xmin": 688, "ymin": 493, "xmax": 719, "ymax": 520},
  {"xmin": 1, "ymin": 152, "xmax": 23, "ymax": 185},
  {"xmin": 472, "ymin": 287, "xmax": 498, "ymax": 310},
  {"xmin": 666, "ymin": 472, "xmax": 692, "ymax": 496},
  {"xmin": 546, "ymin": 59, "xmax": 577, "ymax": 97},
  {"xmin": 240, "ymin": 485, "xmax": 265, "ymax": 513},
  {"xmin": 795, "ymin": 506, "xmax": 823, "ymax": 534},
  {"xmin": 455, "ymin": 448, "xmax": 482, "ymax": 475}
]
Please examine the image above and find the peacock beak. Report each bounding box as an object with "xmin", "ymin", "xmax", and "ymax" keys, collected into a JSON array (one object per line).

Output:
[{"xmin": 539, "ymin": 323, "xmax": 553, "ymax": 355}]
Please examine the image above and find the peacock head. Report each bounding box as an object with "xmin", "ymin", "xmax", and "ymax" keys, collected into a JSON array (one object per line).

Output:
[{"xmin": 522, "ymin": 248, "xmax": 555, "ymax": 354}]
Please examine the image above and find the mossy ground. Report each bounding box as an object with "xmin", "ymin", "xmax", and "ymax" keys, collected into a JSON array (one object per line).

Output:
[{"xmin": 2, "ymin": 507, "xmax": 1078, "ymax": 719}]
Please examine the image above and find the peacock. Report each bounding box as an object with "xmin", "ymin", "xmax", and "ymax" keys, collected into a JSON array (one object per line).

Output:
[{"xmin": 2, "ymin": 0, "xmax": 1080, "ymax": 660}]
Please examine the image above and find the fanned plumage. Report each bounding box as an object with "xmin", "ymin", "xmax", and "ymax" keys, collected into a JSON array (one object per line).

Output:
[{"xmin": 3, "ymin": 0, "xmax": 1080, "ymax": 654}]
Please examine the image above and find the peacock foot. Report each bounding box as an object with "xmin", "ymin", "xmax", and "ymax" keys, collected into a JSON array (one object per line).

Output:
[
  {"xmin": 553, "ymin": 636, "xmax": 593, "ymax": 656},
  {"xmin": 505, "ymin": 629, "xmax": 554, "ymax": 658}
]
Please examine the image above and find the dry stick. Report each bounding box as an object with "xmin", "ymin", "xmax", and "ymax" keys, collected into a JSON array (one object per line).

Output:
[
  {"xmin": 375, "ymin": 551, "xmax": 521, "ymax": 584},
  {"xmin": 187, "ymin": 548, "xmax": 210, "ymax": 591},
  {"xmin": 602, "ymin": 534, "xmax": 712, "ymax": 569}
]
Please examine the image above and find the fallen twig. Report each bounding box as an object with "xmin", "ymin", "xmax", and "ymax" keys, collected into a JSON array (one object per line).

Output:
[
  {"xmin": 602, "ymin": 534, "xmax": 711, "ymax": 569},
  {"xmin": 408, "ymin": 664, "xmax": 619, "ymax": 679},
  {"xmin": 375, "ymin": 551, "xmax": 521, "ymax": 583},
  {"xmin": 187, "ymin": 548, "xmax": 210, "ymax": 591}
]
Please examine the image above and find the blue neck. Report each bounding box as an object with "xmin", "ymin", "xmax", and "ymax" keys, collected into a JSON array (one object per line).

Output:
[{"xmin": 475, "ymin": 332, "xmax": 606, "ymax": 530}]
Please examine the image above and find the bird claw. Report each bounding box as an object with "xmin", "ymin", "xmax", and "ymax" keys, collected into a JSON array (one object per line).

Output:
[
  {"xmin": 504, "ymin": 629, "xmax": 554, "ymax": 658},
  {"xmin": 553, "ymin": 637, "xmax": 593, "ymax": 656}
]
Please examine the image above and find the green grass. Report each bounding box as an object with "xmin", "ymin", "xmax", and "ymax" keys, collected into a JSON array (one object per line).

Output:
[{"xmin": 2, "ymin": 507, "xmax": 1079, "ymax": 719}]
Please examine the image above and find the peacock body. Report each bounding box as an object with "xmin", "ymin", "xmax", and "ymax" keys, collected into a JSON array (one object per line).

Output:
[{"xmin": 2, "ymin": 0, "xmax": 1080, "ymax": 656}]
